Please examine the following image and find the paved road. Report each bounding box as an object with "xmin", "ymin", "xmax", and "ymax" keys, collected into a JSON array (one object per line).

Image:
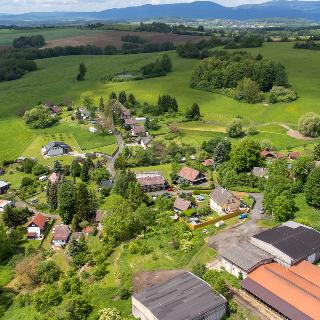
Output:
[
  {"xmin": 207, "ymin": 193, "xmax": 265, "ymax": 252},
  {"xmin": 107, "ymin": 131, "xmax": 124, "ymax": 177}
]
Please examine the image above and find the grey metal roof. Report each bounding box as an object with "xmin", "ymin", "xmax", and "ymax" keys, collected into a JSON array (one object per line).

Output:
[
  {"xmin": 45, "ymin": 141, "xmax": 70, "ymax": 151},
  {"xmin": 221, "ymin": 243, "xmax": 273, "ymax": 273},
  {"xmin": 252, "ymin": 222, "xmax": 320, "ymax": 263},
  {"xmin": 133, "ymin": 272, "xmax": 227, "ymax": 320},
  {"xmin": 0, "ymin": 181, "xmax": 9, "ymax": 188}
]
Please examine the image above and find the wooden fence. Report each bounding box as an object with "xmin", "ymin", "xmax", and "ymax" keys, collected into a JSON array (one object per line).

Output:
[{"xmin": 188, "ymin": 211, "xmax": 241, "ymax": 231}]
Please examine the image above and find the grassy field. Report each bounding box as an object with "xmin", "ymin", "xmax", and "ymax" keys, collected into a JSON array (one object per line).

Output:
[
  {"xmin": 1, "ymin": 42, "xmax": 320, "ymax": 161},
  {"xmin": 0, "ymin": 27, "xmax": 102, "ymax": 46}
]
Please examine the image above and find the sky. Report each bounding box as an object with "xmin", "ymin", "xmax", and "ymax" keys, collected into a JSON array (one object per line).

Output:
[{"xmin": 0, "ymin": 0, "xmax": 272, "ymax": 14}]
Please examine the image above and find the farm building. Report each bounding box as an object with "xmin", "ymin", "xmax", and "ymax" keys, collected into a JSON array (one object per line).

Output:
[
  {"xmin": 173, "ymin": 197, "xmax": 191, "ymax": 212},
  {"xmin": 209, "ymin": 186, "xmax": 245, "ymax": 215},
  {"xmin": 43, "ymin": 142, "xmax": 71, "ymax": 157},
  {"xmin": 221, "ymin": 243, "xmax": 273, "ymax": 278},
  {"xmin": 27, "ymin": 213, "xmax": 47, "ymax": 239},
  {"xmin": 136, "ymin": 172, "xmax": 168, "ymax": 192},
  {"xmin": 0, "ymin": 181, "xmax": 10, "ymax": 195},
  {"xmin": 177, "ymin": 166, "xmax": 206, "ymax": 185},
  {"xmin": 251, "ymin": 221, "xmax": 320, "ymax": 267},
  {"xmin": 52, "ymin": 225, "xmax": 71, "ymax": 247},
  {"xmin": 241, "ymin": 261, "xmax": 320, "ymax": 320},
  {"xmin": 132, "ymin": 272, "xmax": 227, "ymax": 320},
  {"xmin": 0, "ymin": 199, "xmax": 14, "ymax": 212}
]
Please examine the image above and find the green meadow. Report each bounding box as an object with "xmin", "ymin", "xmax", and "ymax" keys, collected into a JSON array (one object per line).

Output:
[{"xmin": 1, "ymin": 42, "xmax": 320, "ymax": 162}]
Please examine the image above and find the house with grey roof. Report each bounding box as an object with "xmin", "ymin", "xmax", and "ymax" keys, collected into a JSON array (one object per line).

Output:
[
  {"xmin": 251, "ymin": 221, "xmax": 320, "ymax": 267},
  {"xmin": 221, "ymin": 243, "xmax": 273, "ymax": 278},
  {"xmin": 0, "ymin": 181, "xmax": 10, "ymax": 195},
  {"xmin": 43, "ymin": 142, "xmax": 71, "ymax": 157},
  {"xmin": 132, "ymin": 272, "xmax": 227, "ymax": 320},
  {"xmin": 251, "ymin": 167, "xmax": 269, "ymax": 178},
  {"xmin": 209, "ymin": 186, "xmax": 245, "ymax": 215}
]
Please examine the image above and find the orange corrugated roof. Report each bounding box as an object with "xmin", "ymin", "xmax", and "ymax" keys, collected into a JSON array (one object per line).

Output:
[{"xmin": 247, "ymin": 262, "xmax": 320, "ymax": 320}]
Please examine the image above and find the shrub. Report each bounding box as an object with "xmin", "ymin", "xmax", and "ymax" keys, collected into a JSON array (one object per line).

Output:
[
  {"xmin": 37, "ymin": 260, "xmax": 61, "ymax": 284},
  {"xmin": 118, "ymin": 287, "xmax": 132, "ymax": 300},
  {"xmin": 179, "ymin": 239, "xmax": 194, "ymax": 253},
  {"xmin": 247, "ymin": 125, "xmax": 258, "ymax": 135},
  {"xmin": 23, "ymin": 105, "xmax": 58, "ymax": 129},
  {"xmin": 227, "ymin": 119, "xmax": 243, "ymax": 138},
  {"xmin": 269, "ymin": 86, "xmax": 297, "ymax": 103},
  {"xmin": 298, "ymin": 112, "xmax": 320, "ymax": 137}
]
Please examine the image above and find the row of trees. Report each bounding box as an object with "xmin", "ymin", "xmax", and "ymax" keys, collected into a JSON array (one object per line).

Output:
[
  {"xmin": 12, "ymin": 35, "xmax": 46, "ymax": 49},
  {"xmin": 0, "ymin": 57, "xmax": 37, "ymax": 82},
  {"xmin": 140, "ymin": 54, "xmax": 172, "ymax": 78}
]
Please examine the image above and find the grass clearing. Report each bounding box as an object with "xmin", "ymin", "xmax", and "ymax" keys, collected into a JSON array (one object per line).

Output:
[{"xmin": 132, "ymin": 164, "xmax": 172, "ymax": 181}]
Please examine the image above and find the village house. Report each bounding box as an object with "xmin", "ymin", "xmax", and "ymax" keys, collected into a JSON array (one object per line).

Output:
[
  {"xmin": 136, "ymin": 172, "xmax": 168, "ymax": 192},
  {"xmin": 135, "ymin": 136, "xmax": 153, "ymax": 149},
  {"xmin": 288, "ymin": 151, "xmax": 301, "ymax": 160},
  {"xmin": 177, "ymin": 166, "xmax": 206, "ymax": 185},
  {"xmin": 124, "ymin": 118, "xmax": 137, "ymax": 129},
  {"xmin": 209, "ymin": 186, "xmax": 245, "ymax": 215},
  {"xmin": 0, "ymin": 199, "xmax": 14, "ymax": 212},
  {"xmin": 83, "ymin": 226, "xmax": 94, "ymax": 236},
  {"xmin": 131, "ymin": 125, "xmax": 146, "ymax": 137},
  {"xmin": 0, "ymin": 181, "xmax": 10, "ymax": 195},
  {"xmin": 202, "ymin": 158, "xmax": 214, "ymax": 167},
  {"xmin": 43, "ymin": 142, "xmax": 71, "ymax": 157},
  {"xmin": 27, "ymin": 213, "xmax": 47, "ymax": 239},
  {"xmin": 52, "ymin": 225, "xmax": 71, "ymax": 247},
  {"xmin": 44, "ymin": 101, "xmax": 61, "ymax": 114},
  {"xmin": 173, "ymin": 197, "xmax": 191, "ymax": 212},
  {"xmin": 120, "ymin": 107, "xmax": 131, "ymax": 120},
  {"xmin": 251, "ymin": 167, "xmax": 269, "ymax": 178},
  {"xmin": 48, "ymin": 172, "xmax": 61, "ymax": 184}
]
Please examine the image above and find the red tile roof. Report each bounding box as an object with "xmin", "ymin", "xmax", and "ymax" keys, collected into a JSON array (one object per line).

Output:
[
  {"xmin": 28, "ymin": 213, "xmax": 47, "ymax": 229},
  {"xmin": 48, "ymin": 172, "xmax": 60, "ymax": 184},
  {"xmin": 83, "ymin": 226, "xmax": 93, "ymax": 234},
  {"xmin": 178, "ymin": 166, "xmax": 201, "ymax": 182},
  {"xmin": 53, "ymin": 225, "xmax": 70, "ymax": 241},
  {"xmin": 288, "ymin": 151, "xmax": 301, "ymax": 159},
  {"xmin": 174, "ymin": 197, "xmax": 191, "ymax": 211},
  {"xmin": 242, "ymin": 261, "xmax": 320, "ymax": 320},
  {"xmin": 202, "ymin": 159, "xmax": 214, "ymax": 167}
]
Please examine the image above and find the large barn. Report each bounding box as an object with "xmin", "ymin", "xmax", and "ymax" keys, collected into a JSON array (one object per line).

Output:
[
  {"xmin": 251, "ymin": 221, "xmax": 320, "ymax": 267},
  {"xmin": 132, "ymin": 272, "xmax": 227, "ymax": 320}
]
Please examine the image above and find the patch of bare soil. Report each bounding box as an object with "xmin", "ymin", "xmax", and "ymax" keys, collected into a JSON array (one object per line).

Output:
[
  {"xmin": 281, "ymin": 124, "xmax": 314, "ymax": 140},
  {"xmin": 133, "ymin": 269, "xmax": 185, "ymax": 293},
  {"xmin": 44, "ymin": 31, "xmax": 208, "ymax": 49}
]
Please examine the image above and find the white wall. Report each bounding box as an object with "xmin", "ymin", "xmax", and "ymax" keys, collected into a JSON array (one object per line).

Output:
[
  {"xmin": 28, "ymin": 226, "xmax": 41, "ymax": 238},
  {"xmin": 222, "ymin": 258, "xmax": 246, "ymax": 279},
  {"xmin": 210, "ymin": 199, "xmax": 224, "ymax": 215}
]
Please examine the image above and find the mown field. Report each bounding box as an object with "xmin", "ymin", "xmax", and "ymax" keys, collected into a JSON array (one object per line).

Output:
[
  {"xmin": 1, "ymin": 42, "xmax": 320, "ymax": 162},
  {"xmin": 0, "ymin": 27, "xmax": 102, "ymax": 46}
]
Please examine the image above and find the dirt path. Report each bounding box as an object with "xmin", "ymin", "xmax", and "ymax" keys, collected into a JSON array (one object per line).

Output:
[{"xmin": 280, "ymin": 123, "xmax": 314, "ymax": 140}]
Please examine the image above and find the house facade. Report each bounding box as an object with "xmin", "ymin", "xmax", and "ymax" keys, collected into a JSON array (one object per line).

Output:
[
  {"xmin": 209, "ymin": 186, "xmax": 245, "ymax": 215},
  {"xmin": 27, "ymin": 214, "xmax": 47, "ymax": 239},
  {"xmin": 43, "ymin": 142, "xmax": 71, "ymax": 157},
  {"xmin": 52, "ymin": 225, "xmax": 71, "ymax": 247}
]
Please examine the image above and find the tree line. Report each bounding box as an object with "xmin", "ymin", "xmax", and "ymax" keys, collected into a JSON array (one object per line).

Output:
[{"xmin": 12, "ymin": 35, "xmax": 46, "ymax": 49}]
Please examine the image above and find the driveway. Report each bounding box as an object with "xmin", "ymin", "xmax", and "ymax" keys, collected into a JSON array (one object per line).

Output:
[
  {"xmin": 107, "ymin": 131, "xmax": 124, "ymax": 177},
  {"xmin": 207, "ymin": 193, "xmax": 265, "ymax": 252}
]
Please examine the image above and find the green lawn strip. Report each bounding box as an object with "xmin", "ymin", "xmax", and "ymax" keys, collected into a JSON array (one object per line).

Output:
[{"xmin": 132, "ymin": 164, "xmax": 172, "ymax": 181}]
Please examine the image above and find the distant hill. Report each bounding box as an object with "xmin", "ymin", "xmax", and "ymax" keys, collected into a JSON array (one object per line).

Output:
[{"xmin": 2, "ymin": 1, "xmax": 320, "ymax": 25}]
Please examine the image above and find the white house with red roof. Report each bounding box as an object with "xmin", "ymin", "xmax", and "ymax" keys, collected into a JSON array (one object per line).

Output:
[
  {"xmin": 0, "ymin": 199, "xmax": 14, "ymax": 212},
  {"xmin": 27, "ymin": 213, "xmax": 47, "ymax": 239}
]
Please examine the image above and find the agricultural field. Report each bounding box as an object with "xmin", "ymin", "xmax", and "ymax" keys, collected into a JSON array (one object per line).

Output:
[
  {"xmin": 0, "ymin": 27, "xmax": 103, "ymax": 46},
  {"xmin": 44, "ymin": 30, "xmax": 209, "ymax": 49}
]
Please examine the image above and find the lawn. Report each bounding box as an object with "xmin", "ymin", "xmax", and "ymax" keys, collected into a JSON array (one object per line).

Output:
[{"xmin": 132, "ymin": 164, "xmax": 172, "ymax": 181}]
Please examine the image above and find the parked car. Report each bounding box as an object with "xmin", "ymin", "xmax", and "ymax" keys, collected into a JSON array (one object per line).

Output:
[{"xmin": 259, "ymin": 208, "xmax": 265, "ymax": 214}]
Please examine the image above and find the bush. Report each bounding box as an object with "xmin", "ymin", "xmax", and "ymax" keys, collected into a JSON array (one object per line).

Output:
[
  {"xmin": 227, "ymin": 119, "xmax": 243, "ymax": 138},
  {"xmin": 23, "ymin": 105, "xmax": 58, "ymax": 129},
  {"xmin": 37, "ymin": 260, "xmax": 61, "ymax": 284},
  {"xmin": 269, "ymin": 86, "xmax": 297, "ymax": 103},
  {"xmin": 305, "ymin": 167, "xmax": 320, "ymax": 208},
  {"xmin": 247, "ymin": 125, "xmax": 258, "ymax": 135},
  {"xmin": 118, "ymin": 287, "xmax": 132, "ymax": 300},
  {"xmin": 298, "ymin": 112, "xmax": 320, "ymax": 137}
]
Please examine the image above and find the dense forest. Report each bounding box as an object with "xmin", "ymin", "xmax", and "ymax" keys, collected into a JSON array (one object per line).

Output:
[{"xmin": 190, "ymin": 51, "xmax": 290, "ymax": 103}]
